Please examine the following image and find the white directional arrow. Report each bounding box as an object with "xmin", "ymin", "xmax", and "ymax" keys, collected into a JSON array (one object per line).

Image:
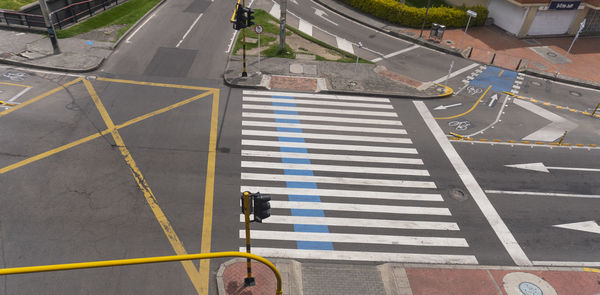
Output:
[
  {"xmin": 314, "ymin": 8, "xmax": 338, "ymax": 26},
  {"xmin": 488, "ymin": 94, "xmax": 498, "ymax": 107},
  {"xmin": 553, "ymin": 221, "xmax": 600, "ymax": 234},
  {"xmin": 514, "ymin": 99, "xmax": 577, "ymax": 142},
  {"xmin": 506, "ymin": 162, "xmax": 600, "ymax": 173},
  {"xmin": 434, "ymin": 103, "xmax": 462, "ymax": 110}
]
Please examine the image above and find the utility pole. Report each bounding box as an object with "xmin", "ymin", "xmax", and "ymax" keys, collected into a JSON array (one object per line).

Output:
[
  {"xmin": 38, "ymin": 0, "xmax": 60, "ymax": 54},
  {"xmin": 419, "ymin": 0, "xmax": 432, "ymax": 38},
  {"xmin": 279, "ymin": 0, "xmax": 286, "ymax": 52},
  {"xmin": 555, "ymin": 19, "xmax": 585, "ymax": 77}
]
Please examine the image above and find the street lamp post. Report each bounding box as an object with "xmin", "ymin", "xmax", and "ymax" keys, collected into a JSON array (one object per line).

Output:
[
  {"xmin": 555, "ymin": 19, "xmax": 586, "ymax": 77},
  {"xmin": 458, "ymin": 10, "xmax": 477, "ymax": 51},
  {"xmin": 38, "ymin": 0, "xmax": 60, "ymax": 54},
  {"xmin": 419, "ymin": 0, "xmax": 432, "ymax": 38}
]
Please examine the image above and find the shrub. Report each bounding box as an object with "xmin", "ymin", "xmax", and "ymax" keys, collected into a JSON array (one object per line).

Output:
[{"xmin": 339, "ymin": 0, "xmax": 488, "ymax": 28}]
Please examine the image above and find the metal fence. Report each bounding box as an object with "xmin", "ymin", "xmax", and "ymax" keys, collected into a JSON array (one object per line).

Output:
[
  {"xmin": 466, "ymin": 47, "xmax": 526, "ymax": 71},
  {"xmin": 0, "ymin": 0, "xmax": 124, "ymax": 30}
]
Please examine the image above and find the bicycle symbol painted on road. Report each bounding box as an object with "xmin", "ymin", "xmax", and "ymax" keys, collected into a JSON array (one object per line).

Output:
[
  {"xmin": 466, "ymin": 86, "xmax": 482, "ymax": 96},
  {"xmin": 2, "ymin": 71, "xmax": 29, "ymax": 82},
  {"xmin": 448, "ymin": 120, "xmax": 472, "ymax": 131}
]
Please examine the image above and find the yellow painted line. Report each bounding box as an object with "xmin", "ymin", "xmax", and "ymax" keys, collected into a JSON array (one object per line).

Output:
[
  {"xmin": 529, "ymin": 99, "xmax": 538, "ymax": 103},
  {"xmin": 590, "ymin": 144, "xmax": 598, "ymax": 147},
  {"xmin": 569, "ymin": 109, "xmax": 578, "ymax": 112},
  {"xmin": 84, "ymin": 80, "xmax": 205, "ymax": 294},
  {"xmin": 435, "ymin": 85, "xmax": 491, "ymax": 120},
  {"xmin": 549, "ymin": 143, "xmax": 560, "ymax": 146},
  {"xmin": 508, "ymin": 140, "xmax": 517, "ymax": 143},
  {"xmin": 560, "ymin": 143, "xmax": 571, "ymax": 146},
  {"xmin": 521, "ymin": 141, "xmax": 530, "ymax": 144},
  {"xmin": 0, "ymin": 131, "xmax": 107, "ymax": 174},
  {"xmin": 117, "ymin": 91, "xmax": 213, "ymax": 129},
  {"xmin": 582, "ymin": 112, "xmax": 592, "ymax": 115},
  {"xmin": 517, "ymin": 96, "xmax": 526, "ymax": 99},
  {"xmin": 555, "ymin": 106, "xmax": 565, "ymax": 109},
  {"xmin": 584, "ymin": 267, "xmax": 600, "ymax": 273},
  {"xmin": 479, "ymin": 138, "xmax": 489, "ymax": 142},
  {"xmin": 199, "ymin": 89, "xmax": 219, "ymax": 295},
  {"xmin": 464, "ymin": 138, "xmax": 474, "ymax": 141},
  {"xmin": 0, "ymin": 90, "xmax": 213, "ymax": 176},
  {"xmin": 502, "ymin": 91, "xmax": 514, "ymax": 96},
  {"xmin": 449, "ymin": 132, "xmax": 463, "ymax": 138},
  {"xmin": 492, "ymin": 139, "xmax": 502, "ymax": 142},
  {"xmin": 575, "ymin": 144, "xmax": 584, "ymax": 147},
  {"xmin": 97, "ymin": 77, "xmax": 215, "ymax": 91},
  {"xmin": 0, "ymin": 81, "xmax": 33, "ymax": 88},
  {"xmin": 543, "ymin": 102, "xmax": 551, "ymax": 106},
  {"xmin": 498, "ymin": 70, "xmax": 504, "ymax": 77},
  {"xmin": 0, "ymin": 77, "xmax": 82, "ymax": 119},
  {"xmin": 535, "ymin": 142, "xmax": 545, "ymax": 145}
]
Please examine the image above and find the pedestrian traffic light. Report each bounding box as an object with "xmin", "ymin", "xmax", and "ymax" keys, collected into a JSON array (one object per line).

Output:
[
  {"xmin": 246, "ymin": 8, "xmax": 255, "ymax": 28},
  {"xmin": 253, "ymin": 193, "xmax": 271, "ymax": 223},
  {"xmin": 232, "ymin": 4, "xmax": 246, "ymax": 30}
]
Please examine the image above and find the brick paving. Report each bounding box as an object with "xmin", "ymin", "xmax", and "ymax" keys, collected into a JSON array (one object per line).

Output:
[
  {"xmin": 221, "ymin": 261, "xmax": 277, "ymax": 295},
  {"xmin": 269, "ymin": 75, "xmax": 318, "ymax": 92},
  {"xmin": 402, "ymin": 26, "xmax": 600, "ymax": 83}
]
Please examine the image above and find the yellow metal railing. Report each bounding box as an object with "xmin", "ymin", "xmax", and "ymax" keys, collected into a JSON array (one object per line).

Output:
[{"xmin": 0, "ymin": 251, "xmax": 282, "ymax": 295}]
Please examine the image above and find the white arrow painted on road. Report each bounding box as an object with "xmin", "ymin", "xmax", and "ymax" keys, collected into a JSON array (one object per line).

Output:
[
  {"xmin": 488, "ymin": 94, "xmax": 498, "ymax": 107},
  {"xmin": 513, "ymin": 99, "xmax": 578, "ymax": 142},
  {"xmin": 314, "ymin": 8, "xmax": 338, "ymax": 26},
  {"xmin": 290, "ymin": 0, "xmax": 298, "ymax": 4},
  {"xmin": 506, "ymin": 162, "xmax": 600, "ymax": 173},
  {"xmin": 433, "ymin": 103, "xmax": 462, "ymax": 110},
  {"xmin": 553, "ymin": 221, "xmax": 600, "ymax": 234}
]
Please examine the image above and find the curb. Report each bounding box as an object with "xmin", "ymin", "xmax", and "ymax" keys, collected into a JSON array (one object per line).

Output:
[
  {"xmin": 111, "ymin": 0, "xmax": 167, "ymax": 50},
  {"xmin": 216, "ymin": 258, "xmax": 304, "ymax": 295},
  {"xmin": 313, "ymin": 0, "xmax": 600, "ymax": 90},
  {"xmin": 0, "ymin": 56, "xmax": 103, "ymax": 73}
]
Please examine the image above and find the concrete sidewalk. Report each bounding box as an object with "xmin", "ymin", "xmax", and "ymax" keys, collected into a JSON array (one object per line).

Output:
[{"xmin": 217, "ymin": 258, "xmax": 600, "ymax": 295}]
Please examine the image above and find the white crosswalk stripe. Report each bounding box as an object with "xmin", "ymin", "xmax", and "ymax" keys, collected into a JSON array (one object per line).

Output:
[{"xmin": 239, "ymin": 90, "xmax": 476, "ymax": 263}]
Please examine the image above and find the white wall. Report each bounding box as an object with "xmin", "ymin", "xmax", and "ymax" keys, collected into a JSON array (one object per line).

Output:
[
  {"xmin": 487, "ymin": 0, "xmax": 527, "ymax": 35},
  {"xmin": 528, "ymin": 9, "xmax": 580, "ymax": 35}
]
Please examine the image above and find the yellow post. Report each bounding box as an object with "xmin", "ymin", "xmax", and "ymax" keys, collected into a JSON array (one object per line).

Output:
[
  {"xmin": 558, "ymin": 130, "xmax": 568, "ymax": 144},
  {"xmin": 242, "ymin": 191, "xmax": 255, "ymax": 286},
  {"xmin": 592, "ymin": 102, "xmax": 600, "ymax": 117},
  {"xmin": 242, "ymin": 0, "xmax": 247, "ymax": 77}
]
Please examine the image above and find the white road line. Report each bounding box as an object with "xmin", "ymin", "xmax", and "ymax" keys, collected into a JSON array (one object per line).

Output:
[
  {"xmin": 242, "ymin": 90, "xmax": 391, "ymax": 102},
  {"xmin": 465, "ymin": 94, "xmax": 509, "ymax": 137},
  {"xmin": 243, "ymin": 230, "xmax": 469, "ymax": 247},
  {"xmin": 270, "ymin": 200, "xmax": 450, "ymax": 215},
  {"xmin": 176, "ymin": 13, "xmax": 203, "ymax": 48},
  {"xmin": 242, "ymin": 112, "xmax": 402, "ymax": 125},
  {"xmin": 242, "ymin": 96, "xmax": 393, "ymax": 109},
  {"xmin": 126, "ymin": 12, "xmax": 157, "ymax": 43},
  {"xmin": 298, "ymin": 19, "xmax": 313, "ymax": 36},
  {"xmin": 225, "ymin": 30, "xmax": 239, "ymax": 53},
  {"xmin": 241, "ymin": 161, "xmax": 428, "ymax": 176},
  {"xmin": 241, "ymin": 140, "xmax": 417, "ymax": 154},
  {"xmin": 371, "ymin": 45, "xmax": 419, "ymax": 63},
  {"xmin": 243, "ymin": 247, "xmax": 478, "ymax": 264},
  {"xmin": 336, "ymin": 37, "xmax": 354, "ymax": 54},
  {"xmin": 240, "ymin": 215, "xmax": 458, "ymax": 230},
  {"xmin": 269, "ymin": 3, "xmax": 280, "ymax": 19},
  {"xmin": 5, "ymin": 67, "xmax": 82, "ymax": 78},
  {"xmin": 242, "ymin": 104, "xmax": 398, "ymax": 117},
  {"xmin": 241, "ymin": 150, "xmax": 421, "ymax": 165},
  {"xmin": 485, "ymin": 190, "xmax": 600, "ymax": 199},
  {"xmin": 241, "ymin": 173, "xmax": 436, "ymax": 188},
  {"xmin": 414, "ymin": 100, "xmax": 532, "ymax": 266},
  {"xmin": 8, "ymin": 87, "xmax": 31, "ymax": 102},
  {"xmin": 430, "ymin": 63, "xmax": 479, "ymax": 84},
  {"xmin": 240, "ymin": 186, "xmax": 441, "ymax": 201},
  {"xmin": 533, "ymin": 261, "xmax": 600, "ymax": 267},
  {"xmin": 241, "ymin": 130, "xmax": 412, "ymax": 144},
  {"xmin": 514, "ymin": 99, "xmax": 578, "ymax": 142},
  {"xmin": 242, "ymin": 121, "xmax": 406, "ymax": 134}
]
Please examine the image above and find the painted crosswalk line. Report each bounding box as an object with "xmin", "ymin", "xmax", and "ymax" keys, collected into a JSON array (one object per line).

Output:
[
  {"xmin": 241, "ymin": 130, "xmax": 412, "ymax": 144},
  {"xmin": 242, "ymin": 140, "xmax": 418, "ymax": 154},
  {"xmin": 242, "ymin": 112, "xmax": 403, "ymax": 125},
  {"xmin": 239, "ymin": 215, "xmax": 459, "ymax": 230},
  {"xmin": 242, "ymin": 121, "xmax": 407, "ymax": 134},
  {"xmin": 241, "ymin": 150, "xmax": 421, "ymax": 164},
  {"xmin": 239, "ymin": 186, "xmax": 442, "ymax": 201},
  {"xmin": 241, "ymin": 173, "xmax": 436, "ymax": 188},
  {"xmin": 241, "ymin": 161, "xmax": 428, "ymax": 176}
]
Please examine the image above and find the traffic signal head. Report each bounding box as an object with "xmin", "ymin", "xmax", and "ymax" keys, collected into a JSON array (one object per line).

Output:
[
  {"xmin": 252, "ymin": 193, "xmax": 271, "ymax": 223},
  {"xmin": 233, "ymin": 4, "xmax": 246, "ymax": 30},
  {"xmin": 246, "ymin": 8, "xmax": 255, "ymax": 27}
]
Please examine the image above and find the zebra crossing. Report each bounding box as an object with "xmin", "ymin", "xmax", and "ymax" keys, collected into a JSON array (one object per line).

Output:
[{"xmin": 239, "ymin": 90, "xmax": 478, "ymax": 264}]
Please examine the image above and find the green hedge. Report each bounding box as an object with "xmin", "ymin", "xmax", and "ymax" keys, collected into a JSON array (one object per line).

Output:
[{"xmin": 339, "ymin": 0, "xmax": 488, "ymax": 28}]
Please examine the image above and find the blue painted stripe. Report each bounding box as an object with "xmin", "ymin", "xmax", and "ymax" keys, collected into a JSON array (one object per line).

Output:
[
  {"xmin": 272, "ymin": 95, "xmax": 294, "ymax": 99},
  {"xmin": 470, "ymin": 66, "xmax": 518, "ymax": 93},
  {"xmin": 269, "ymin": 95, "xmax": 333, "ymax": 251},
  {"xmin": 273, "ymin": 102, "xmax": 297, "ymax": 107}
]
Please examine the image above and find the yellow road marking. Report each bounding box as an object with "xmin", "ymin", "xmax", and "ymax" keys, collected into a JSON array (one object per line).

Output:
[
  {"xmin": 0, "ymin": 81, "xmax": 33, "ymax": 88},
  {"xmin": 584, "ymin": 268, "xmax": 600, "ymax": 273},
  {"xmin": 498, "ymin": 70, "xmax": 504, "ymax": 77},
  {"xmin": 435, "ymin": 85, "xmax": 491, "ymax": 120},
  {"xmin": 0, "ymin": 77, "xmax": 82, "ymax": 119},
  {"xmin": 0, "ymin": 90, "xmax": 212, "ymax": 175},
  {"xmin": 97, "ymin": 77, "xmax": 215, "ymax": 91},
  {"xmin": 199, "ymin": 89, "xmax": 219, "ymax": 294},
  {"xmin": 84, "ymin": 80, "xmax": 205, "ymax": 294}
]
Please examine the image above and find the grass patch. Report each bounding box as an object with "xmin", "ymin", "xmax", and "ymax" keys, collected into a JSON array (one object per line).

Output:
[
  {"xmin": 0, "ymin": 0, "xmax": 35, "ymax": 10},
  {"xmin": 233, "ymin": 9, "xmax": 371, "ymax": 63},
  {"xmin": 56, "ymin": 0, "xmax": 161, "ymax": 39}
]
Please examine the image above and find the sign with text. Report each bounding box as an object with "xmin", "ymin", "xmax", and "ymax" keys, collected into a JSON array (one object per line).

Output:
[{"xmin": 549, "ymin": 1, "xmax": 580, "ymax": 10}]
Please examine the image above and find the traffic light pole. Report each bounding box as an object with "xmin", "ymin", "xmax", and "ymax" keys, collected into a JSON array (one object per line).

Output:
[
  {"xmin": 241, "ymin": 0, "xmax": 248, "ymax": 77},
  {"xmin": 242, "ymin": 191, "xmax": 255, "ymax": 286}
]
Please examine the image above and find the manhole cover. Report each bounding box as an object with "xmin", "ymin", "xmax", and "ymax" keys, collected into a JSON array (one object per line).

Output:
[
  {"xmin": 546, "ymin": 51, "xmax": 558, "ymax": 57},
  {"xmin": 448, "ymin": 188, "xmax": 469, "ymax": 202},
  {"xmin": 569, "ymin": 91, "xmax": 582, "ymax": 97},
  {"xmin": 530, "ymin": 81, "xmax": 542, "ymax": 87},
  {"xmin": 519, "ymin": 282, "xmax": 543, "ymax": 295}
]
